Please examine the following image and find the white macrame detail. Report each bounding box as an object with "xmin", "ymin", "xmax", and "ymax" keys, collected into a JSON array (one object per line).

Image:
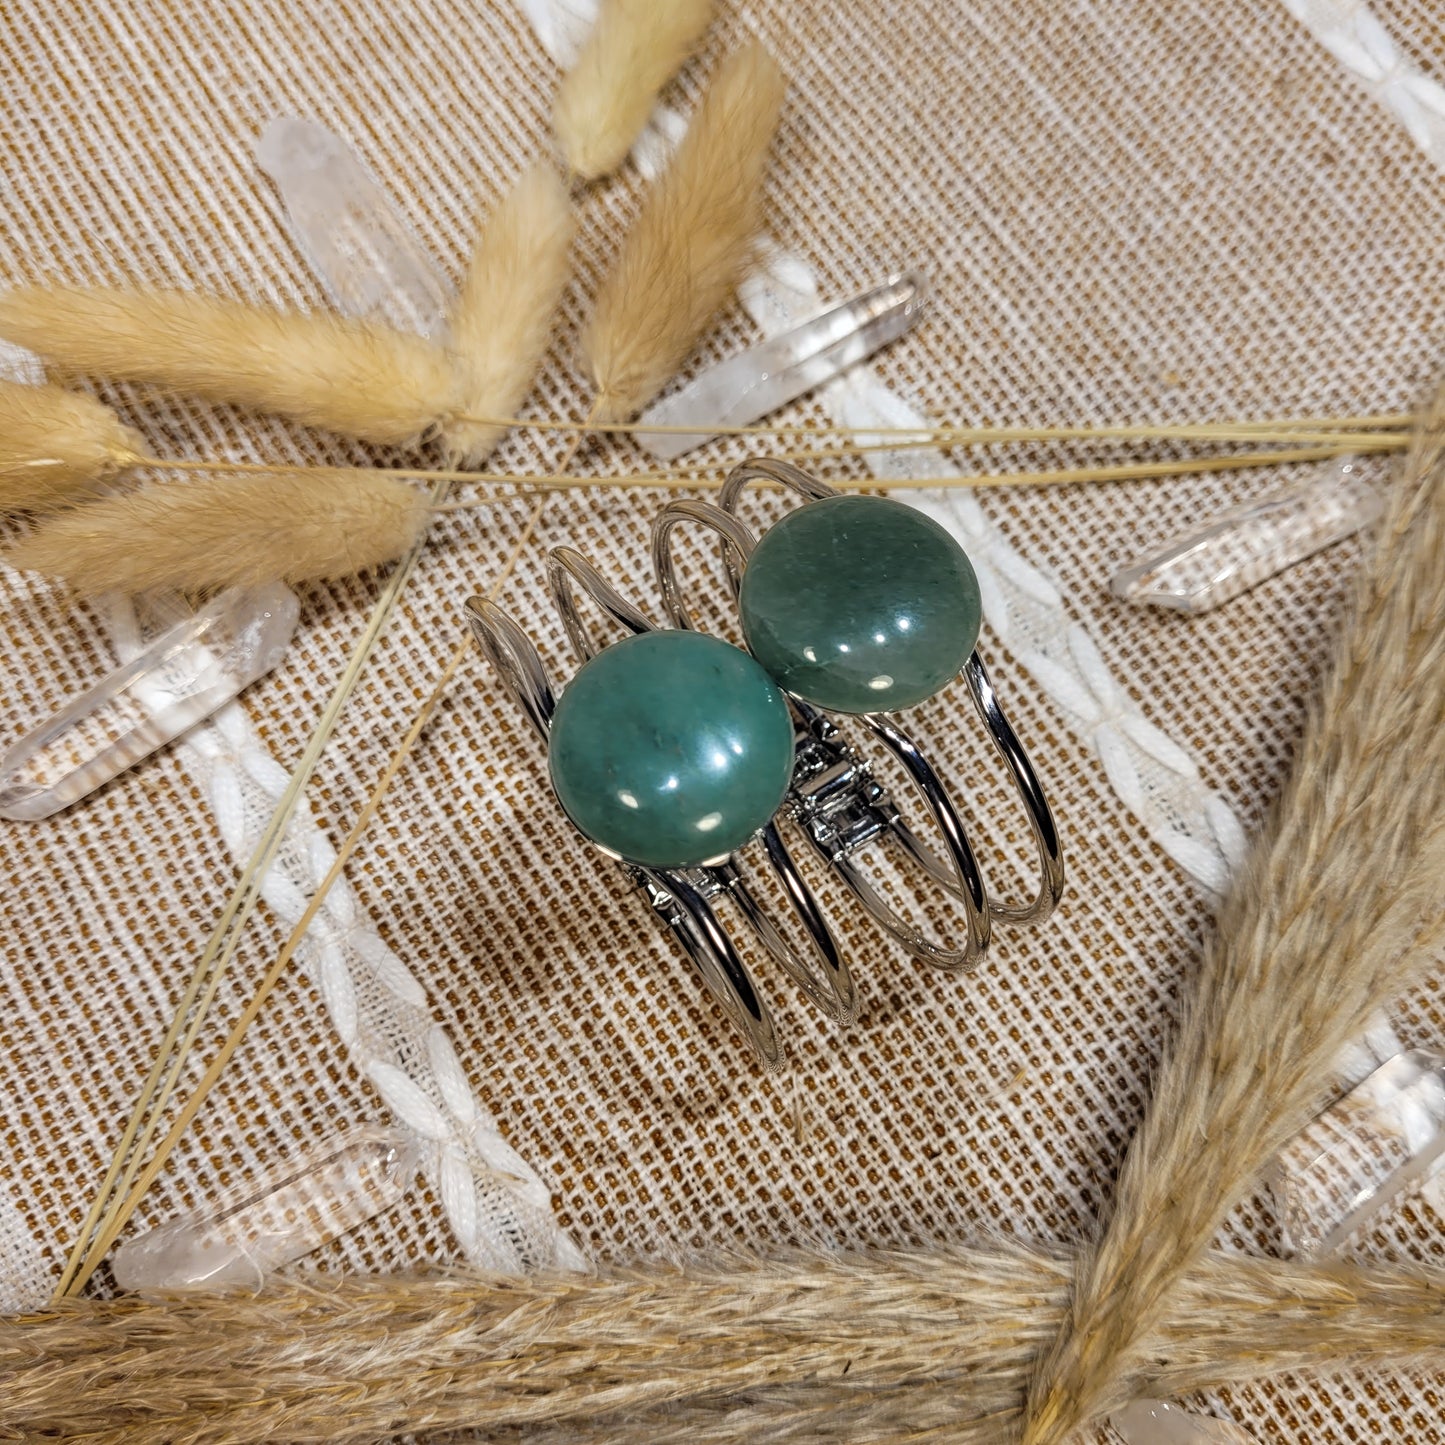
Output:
[
  {"xmin": 102, "ymin": 594, "xmax": 587, "ymax": 1274},
  {"xmin": 736, "ymin": 249, "xmax": 1250, "ymax": 895},
  {"xmin": 1283, "ymin": 0, "xmax": 1445, "ymax": 164}
]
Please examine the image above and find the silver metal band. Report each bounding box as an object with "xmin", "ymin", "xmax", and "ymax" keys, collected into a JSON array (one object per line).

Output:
[
  {"xmin": 653, "ymin": 457, "xmax": 1064, "ymax": 961},
  {"xmin": 462, "ymin": 456, "xmax": 1062, "ymax": 1063},
  {"xmin": 466, "ymin": 559, "xmax": 854, "ymax": 1069}
]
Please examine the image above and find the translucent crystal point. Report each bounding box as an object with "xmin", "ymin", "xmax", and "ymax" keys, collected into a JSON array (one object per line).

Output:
[
  {"xmin": 112, "ymin": 1126, "xmax": 421, "ymax": 1292},
  {"xmin": 1109, "ymin": 455, "xmax": 1382, "ymax": 613},
  {"xmin": 636, "ymin": 271, "xmax": 931, "ymax": 459},
  {"xmin": 256, "ymin": 116, "xmax": 452, "ymax": 338},
  {"xmin": 0, "ymin": 583, "xmax": 298, "ymax": 821},
  {"xmin": 1108, "ymin": 1400, "xmax": 1258, "ymax": 1444},
  {"xmin": 1270, "ymin": 1049, "xmax": 1445, "ymax": 1257}
]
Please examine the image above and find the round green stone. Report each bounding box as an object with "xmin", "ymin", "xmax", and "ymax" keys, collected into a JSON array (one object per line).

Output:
[
  {"xmin": 547, "ymin": 630, "xmax": 795, "ymax": 869},
  {"xmin": 739, "ymin": 494, "xmax": 982, "ymax": 714}
]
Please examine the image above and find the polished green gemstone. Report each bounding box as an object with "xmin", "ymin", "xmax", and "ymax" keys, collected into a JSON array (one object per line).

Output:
[
  {"xmin": 739, "ymin": 494, "xmax": 982, "ymax": 713},
  {"xmin": 547, "ymin": 630, "xmax": 795, "ymax": 869}
]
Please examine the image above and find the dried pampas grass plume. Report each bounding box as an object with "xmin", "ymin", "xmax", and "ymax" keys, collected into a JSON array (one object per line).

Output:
[
  {"xmin": 0, "ymin": 379, "xmax": 142, "ymax": 510},
  {"xmin": 0, "ymin": 287, "xmax": 456, "ymax": 447},
  {"xmin": 553, "ymin": 0, "xmax": 715, "ymax": 180},
  {"xmin": 5, "ymin": 472, "xmax": 431, "ymax": 594},
  {"xmin": 444, "ymin": 163, "xmax": 575, "ymax": 465},
  {"xmin": 582, "ymin": 41, "xmax": 785, "ymax": 422},
  {"xmin": 1021, "ymin": 376, "xmax": 1445, "ymax": 1445},
  {"xmin": 8, "ymin": 1245, "xmax": 1445, "ymax": 1443}
]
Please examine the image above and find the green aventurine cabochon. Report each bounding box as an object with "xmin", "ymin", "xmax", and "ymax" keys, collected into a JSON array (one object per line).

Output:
[
  {"xmin": 547, "ymin": 630, "xmax": 796, "ymax": 870},
  {"xmin": 739, "ymin": 494, "xmax": 982, "ymax": 714}
]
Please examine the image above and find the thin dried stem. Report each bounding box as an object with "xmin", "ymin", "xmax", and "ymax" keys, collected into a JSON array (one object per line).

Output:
[
  {"xmin": 449, "ymin": 408, "xmax": 1414, "ymax": 441},
  {"xmin": 125, "ymin": 437, "xmax": 1401, "ymax": 503}
]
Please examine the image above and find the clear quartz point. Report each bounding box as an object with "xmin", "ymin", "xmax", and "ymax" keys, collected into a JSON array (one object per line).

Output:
[
  {"xmin": 1108, "ymin": 1400, "xmax": 1258, "ymax": 1444},
  {"xmin": 1270, "ymin": 1049, "xmax": 1445, "ymax": 1257},
  {"xmin": 0, "ymin": 583, "xmax": 298, "ymax": 821},
  {"xmin": 1109, "ymin": 455, "xmax": 1382, "ymax": 613},
  {"xmin": 256, "ymin": 116, "xmax": 453, "ymax": 338},
  {"xmin": 112, "ymin": 1125, "xmax": 421, "ymax": 1293},
  {"xmin": 636, "ymin": 270, "xmax": 932, "ymax": 459}
]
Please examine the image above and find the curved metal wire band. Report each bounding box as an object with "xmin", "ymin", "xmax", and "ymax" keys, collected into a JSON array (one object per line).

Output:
[
  {"xmin": 649, "ymin": 496, "xmax": 988, "ymax": 970},
  {"xmin": 718, "ymin": 456, "xmax": 836, "ymax": 514},
  {"xmin": 963, "ymin": 652, "xmax": 1064, "ymax": 925},
  {"xmin": 716, "ymin": 455, "xmax": 1064, "ymax": 931},
  {"xmin": 464, "ymin": 597, "xmax": 556, "ymax": 741},
  {"xmin": 650, "ymin": 498, "xmax": 757, "ymax": 633},
  {"xmin": 484, "ymin": 551, "xmax": 855, "ymax": 1042},
  {"xmin": 465, "ymin": 592, "xmax": 787, "ymax": 1065},
  {"xmin": 634, "ymin": 865, "xmax": 785, "ymax": 1071},
  {"xmin": 649, "ymin": 501, "xmax": 856, "ymax": 1019},
  {"xmin": 857, "ymin": 713, "xmax": 990, "ymax": 972},
  {"xmin": 545, "ymin": 547, "xmax": 653, "ymax": 663}
]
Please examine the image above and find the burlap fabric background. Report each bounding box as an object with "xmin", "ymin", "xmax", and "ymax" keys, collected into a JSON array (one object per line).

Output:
[{"xmin": 4, "ymin": 0, "xmax": 1445, "ymax": 1439}]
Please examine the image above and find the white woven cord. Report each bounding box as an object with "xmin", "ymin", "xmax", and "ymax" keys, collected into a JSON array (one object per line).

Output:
[
  {"xmin": 1283, "ymin": 0, "xmax": 1445, "ymax": 164},
  {"xmin": 102, "ymin": 593, "xmax": 586, "ymax": 1274}
]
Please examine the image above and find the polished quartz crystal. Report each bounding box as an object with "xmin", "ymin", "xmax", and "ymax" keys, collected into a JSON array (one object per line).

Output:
[
  {"xmin": 1109, "ymin": 455, "xmax": 1382, "ymax": 613},
  {"xmin": 112, "ymin": 1125, "xmax": 420, "ymax": 1292},
  {"xmin": 547, "ymin": 630, "xmax": 795, "ymax": 869},
  {"xmin": 1270, "ymin": 1049, "xmax": 1445, "ymax": 1257},
  {"xmin": 0, "ymin": 583, "xmax": 298, "ymax": 821},
  {"xmin": 256, "ymin": 116, "xmax": 453, "ymax": 338},
  {"xmin": 635, "ymin": 271, "xmax": 931, "ymax": 459},
  {"xmin": 740, "ymin": 494, "xmax": 981, "ymax": 714},
  {"xmin": 1108, "ymin": 1399, "xmax": 1258, "ymax": 1444}
]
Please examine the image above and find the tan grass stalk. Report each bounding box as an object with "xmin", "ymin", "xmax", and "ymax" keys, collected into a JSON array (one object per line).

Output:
[
  {"xmin": 1020, "ymin": 377, "xmax": 1445, "ymax": 1445},
  {"xmin": 0, "ymin": 286, "xmax": 456, "ymax": 447},
  {"xmin": 0, "ymin": 380, "xmax": 141, "ymax": 510},
  {"xmin": 582, "ymin": 42, "xmax": 785, "ymax": 422},
  {"xmin": 443, "ymin": 163, "xmax": 575, "ymax": 465},
  {"xmin": 552, "ymin": 0, "xmax": 715, "ymax": 180},
  {"xmin": 5, "ymin": 472, "xmax": 431, "ymax": 594},
  {"xmin": 7, "ymin": 1246, "xmax": 1445, "ymax": 1443}
]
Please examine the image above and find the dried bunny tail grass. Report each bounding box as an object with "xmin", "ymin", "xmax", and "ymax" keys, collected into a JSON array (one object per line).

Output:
[
  {"xmin": 443, "ymin": 162, "xmax": 575, "ymax": 465},
  {"xmin": 582, "ymin": 41, "xmax": 785, "ymax": 422},
  {"xmin": 0, "ymin": 286, "xmax": 457, "ymax": 447},
  {"xmin": 0, "ymin": 379, "xmax": 143, "ymax": 510},
  {"xmin": 4, "ymin": 471, "xmax": 431, "ymax": 594},
  {"xmin": 553, "ymin": 0, "xmax": 715, "ymax": 180},
  {"xmin": 7, "ymin": 1245, "xmax": 1445, "ymax": 1444},
  {"xmin": 1021, "ymin": 376, "xmax": 1445, "ymax": 1445}
]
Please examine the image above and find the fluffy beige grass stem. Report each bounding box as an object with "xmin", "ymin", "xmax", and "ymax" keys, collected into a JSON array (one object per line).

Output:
[
  {"xmin": 552, "ymin": 0, "xmax": 715, "ymax": 179},
  {"xmin": 1020, "ymin": 378, "xmax": 1445, "ymax": 1445},
  {"xmin": 583, "ymin": 42, "xmax": 785, "ymax": 421},
  {"xmin": 0, "ymin": 380, "xmax": 141, "ymax": 510},
  {"xmin": 443, "ymin": 163, "xmax": 575, "ymax": 464},
  {"xmin": 9, "ymin": 1247, "xmax": 1445, "ymax": 1443},
  {"xmin": 0, "ymin": 286, "xmax": 456, "ymax": 446},
  {"xmin": 4, "ymin": 472, "xmax": 432, "ymax": 594}
]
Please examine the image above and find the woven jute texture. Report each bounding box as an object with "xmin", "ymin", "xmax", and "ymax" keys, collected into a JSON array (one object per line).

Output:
[{"xmin": 3, "ymin": 0, "xmax": 1445, "ymax": 1439}]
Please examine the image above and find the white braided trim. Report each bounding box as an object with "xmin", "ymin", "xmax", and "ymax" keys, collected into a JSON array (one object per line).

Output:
[
  {"xmin": 102, "ymin": 594, "xmax": 587, "ymax": 1274},
  {"xmin": 1283, "ymin": 0, "xmax": 1445, "ymax": 164},
  {"xmin": 736, "ymin": 249, "xmax": 1251, "ymax": 895}
]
